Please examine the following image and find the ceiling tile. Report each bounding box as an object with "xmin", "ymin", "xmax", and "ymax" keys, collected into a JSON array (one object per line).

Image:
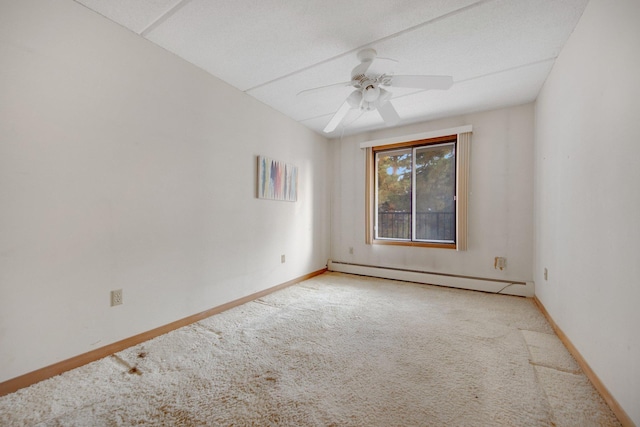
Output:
[
  {"xmin": 144, "ymin": 0, "xmax": 480, "ymax": 91},
  {"xmin": 249, "ymin": 0, "xmax": 587, "ymax": 135},
  {"xmin": 73, "ymin": 0, "xmax": 589, "ymax": 137}
]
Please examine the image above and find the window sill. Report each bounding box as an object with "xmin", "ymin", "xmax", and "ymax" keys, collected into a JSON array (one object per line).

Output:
[{"xmin": 372, "ymin": 239, "xmax": 457, "ymax": 249}]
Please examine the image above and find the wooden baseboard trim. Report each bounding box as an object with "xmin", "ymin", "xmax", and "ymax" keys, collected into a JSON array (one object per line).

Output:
[
  {"xmin": 533, "ymin": 297, "xmax": 635, "ymax": 427},
  {"xmin": 0, "ymin": 268, "xmax": 327, "ymax": 397}
]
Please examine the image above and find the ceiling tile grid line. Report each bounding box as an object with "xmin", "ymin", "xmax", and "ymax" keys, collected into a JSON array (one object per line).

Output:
[
  {"xmin": 139, "ymin": 0, "xmax": 194, "ymax": 37},
  {"xmin": 452, "ymin": 57, "xmax": 558, "ymax": 85},
  {"xmin": 74, "ymin": 0, "xmax": 182, "ymax": 34}
]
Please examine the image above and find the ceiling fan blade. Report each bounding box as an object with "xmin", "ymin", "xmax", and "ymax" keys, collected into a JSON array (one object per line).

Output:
[
  {"xmin": 323, "ymin": 90, "xmax": 363, "ymax": 133},
  {"xmin": 296, "ymin": 81, "xmax": 352, "ymax": 97},
  {"xmin": 323, "ymin": 99, "xmax": 353, "ymax": 133},
  {"xmin": 377, "ymin": 101, "xmax": 401, "ymax": 126},
  {"xmin": 365, "ymin": 56, "xmax": 398, "ymax": 76},
  {"xmin": 388, "ymin": 75, "xmax": 453, "ymax": 90}
]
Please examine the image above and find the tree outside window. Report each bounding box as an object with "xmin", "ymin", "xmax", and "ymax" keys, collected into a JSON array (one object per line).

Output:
[{"xmin": 376, "ymin": 141, "xmax": 456, "ymax": 243}]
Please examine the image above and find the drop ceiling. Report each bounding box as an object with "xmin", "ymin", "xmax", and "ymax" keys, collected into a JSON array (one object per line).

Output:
[{"xmin": 74, "ymin": 0, "xmax": 589, "ymax": 138}]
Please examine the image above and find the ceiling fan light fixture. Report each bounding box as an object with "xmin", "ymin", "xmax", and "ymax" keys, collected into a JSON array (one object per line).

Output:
[
  {"xmin": 362, "ymin": 85, "xmax": 380, "ymax": 102},
  {"xmin": 346, "ymin": 90, "xmax": 363, "ymax": 108},
  {"xmin": 360, "ymin": 101, "xmax": 376, "ymax": 111}
]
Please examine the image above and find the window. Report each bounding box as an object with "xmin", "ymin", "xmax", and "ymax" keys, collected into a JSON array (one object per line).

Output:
[{"xmin": 365, "ymin": 133, "xmax": 470, "ymax": 250}]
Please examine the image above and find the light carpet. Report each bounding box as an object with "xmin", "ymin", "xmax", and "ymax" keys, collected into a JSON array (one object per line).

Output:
[{"xmin": 0, "ymin": 272, "xmax": 620, "ymax": 426}]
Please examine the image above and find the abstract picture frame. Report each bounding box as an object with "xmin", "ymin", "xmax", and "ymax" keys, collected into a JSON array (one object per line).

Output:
[{"xmin": 257, "ymin": 155, "xmax": 298, "ymax": 202}]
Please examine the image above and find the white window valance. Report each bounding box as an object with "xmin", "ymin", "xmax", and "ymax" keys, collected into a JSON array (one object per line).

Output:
[{"xmin": 359, "ymin": 125, "xmax": 472, "ymax": 149}]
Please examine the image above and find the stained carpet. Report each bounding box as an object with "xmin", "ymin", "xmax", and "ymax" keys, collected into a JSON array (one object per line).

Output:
[{"xmin": 0, "ymin": 273, "xmax": 620, "ymax": 426}]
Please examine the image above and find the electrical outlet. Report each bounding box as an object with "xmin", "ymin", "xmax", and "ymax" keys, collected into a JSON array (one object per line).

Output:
[
  {"xmin": 349, "ymin": 247, "xmax": 354, "ymax": 254},
  {"xmin": 494, "ymin": 257, "xmax": 506, "ymax": 270},
  {"xmin": 111, "ymin": 289, "xmax": 123, "ymax": 306},
  {"xmin": 544, "ymin": 268, "xmax": 548, "ymax": 281},
  {"xmin": 281, "ymin": 254, "xmax": 286, "ymax": 263}
]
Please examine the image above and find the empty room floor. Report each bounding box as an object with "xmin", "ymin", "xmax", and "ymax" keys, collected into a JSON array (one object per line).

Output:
[{"xmin": 0, "ymin": 272, "xmax": 620, "ymax": 426}]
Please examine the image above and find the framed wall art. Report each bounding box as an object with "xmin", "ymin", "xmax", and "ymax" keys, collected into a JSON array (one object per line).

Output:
[{"xmin": 257, "ymin": 155, "xmax": 298, "ymax": 202}]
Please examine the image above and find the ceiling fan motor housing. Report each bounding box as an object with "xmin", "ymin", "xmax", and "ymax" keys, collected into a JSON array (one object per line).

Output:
[
  {"xmin": 356, "ymin": 48, "xmax": 377, "ymax": 62},
  {"xmin": 351, "ymin": 48, "xmax": 380, "ymax": 89},
  {"xmin": 351, "ymin": 67, "xmax": 370, "ymax": 88}
]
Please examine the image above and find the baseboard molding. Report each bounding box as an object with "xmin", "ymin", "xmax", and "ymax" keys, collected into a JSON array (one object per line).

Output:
[
  {"xmin": 0, "ymin": 268, "xmax": 327, "ymax": 397},
  {"xmin": 533, "ymin": 297, "xmax": 635, "ymax": 427},
  {"xmin": 328, "ymin": 260, "xmax": 534, "ymax": 297}
]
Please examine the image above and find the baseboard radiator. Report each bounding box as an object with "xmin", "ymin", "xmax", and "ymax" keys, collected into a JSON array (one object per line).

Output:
[{"xmin": 327, "ymin": 260, "xmax": 534, "ymax": 297}]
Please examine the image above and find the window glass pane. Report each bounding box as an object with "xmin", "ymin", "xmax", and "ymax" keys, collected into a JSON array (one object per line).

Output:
[
  {"xmin": 414, "ymin": 144, "xmax": 456, "ymax": 242},
  {"xmin": 376, "ymin": 149, "xmax": 412, "ymax": 239}
]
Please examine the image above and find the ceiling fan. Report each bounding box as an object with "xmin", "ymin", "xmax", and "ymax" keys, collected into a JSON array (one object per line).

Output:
[{"xmin": 299, "ymin": 48, "xmax": 454, "ymax": 133}]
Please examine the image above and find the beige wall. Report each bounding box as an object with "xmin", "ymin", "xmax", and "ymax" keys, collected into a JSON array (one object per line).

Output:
[
  {"xmin": 534, "ymin": 0, "xmax": 640, "ymax": 423},
  {"xmin": 0, "ymin": 0, "xmax": 330, "ymax": 382},
  {"xmin": 330, "ymin": 103, "xmax": 535, "ymax": 284}
]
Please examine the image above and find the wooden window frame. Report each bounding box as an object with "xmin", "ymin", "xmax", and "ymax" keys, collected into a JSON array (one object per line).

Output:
[{"xmin": 366, "ymin": 134, "xmax": 466, "ymax": 250}]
